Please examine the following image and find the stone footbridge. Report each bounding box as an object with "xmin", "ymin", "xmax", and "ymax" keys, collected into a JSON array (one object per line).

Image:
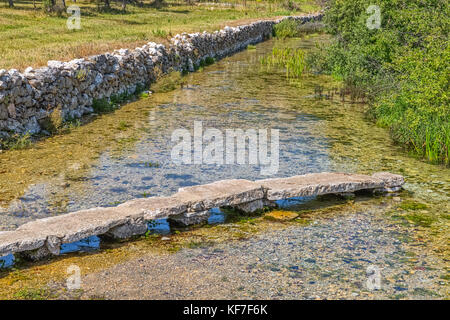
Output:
[{"xmin": 0, "ymin": 172, "xmax": 404, "ymax": 261}]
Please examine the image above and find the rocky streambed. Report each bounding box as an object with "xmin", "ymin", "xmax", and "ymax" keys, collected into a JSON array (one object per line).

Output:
[{"xmin": 0, "ymin": 35, "xmax": 448, "ymax": 300}]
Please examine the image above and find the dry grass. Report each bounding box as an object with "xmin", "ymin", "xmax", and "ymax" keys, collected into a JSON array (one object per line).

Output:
[{"xmin": 0, "ymin": 0, "xmax": 320, "ymax": 70}]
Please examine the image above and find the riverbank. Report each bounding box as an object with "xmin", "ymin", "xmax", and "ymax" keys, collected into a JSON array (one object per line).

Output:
[
  {"xmin": 308, "ymin": 0, "xmax": 449, "ymax": 165},
  {"xmin": 0, "ymin": 12, "xmax": 322, "ymax": 144}
]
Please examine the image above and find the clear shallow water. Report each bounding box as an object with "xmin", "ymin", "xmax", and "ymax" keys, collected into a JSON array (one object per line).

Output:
[
  {"xmin": 0, "ymin": 195, "xmax": 317, "ymax": 268},
  {"xmin": 0, "ymin": 38, "xmax": 334, "ymax": 229},
  {"xmin": 0, "ymin": 36, "xmax": 448, "ymax": 276}
]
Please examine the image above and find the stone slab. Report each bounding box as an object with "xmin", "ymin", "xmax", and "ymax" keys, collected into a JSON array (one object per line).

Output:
[
  {"xmin": 259, "ymin": 172, "xmax": 404, "ymax": 201},
  {"xmin": 16, "ymin": 207, "xmax": 142, "ymax": 244},
  {"xmin": 0, "ymin": 230, "xmax": 46, "ymax": 257},
  {"xmin": 117, "ymin": 196, "xmax": 188, "ymax": 220},
  {"xmin": 371, "ymin": 172, "xmax": 405, "ymax": 188},
  {"xmin": 174, "ymin": 179, "xmax": 265, "ymax": 211}
]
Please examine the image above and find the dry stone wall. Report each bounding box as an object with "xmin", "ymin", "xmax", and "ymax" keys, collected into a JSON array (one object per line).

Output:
[{"xmin": 0, "ymin": 13, "xmax": 322, "ymax": 140}]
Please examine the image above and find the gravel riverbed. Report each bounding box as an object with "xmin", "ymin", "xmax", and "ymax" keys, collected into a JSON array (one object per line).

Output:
[{"xmin": 50, "ymin": 206, "xmax": 448, "ymax": 300}]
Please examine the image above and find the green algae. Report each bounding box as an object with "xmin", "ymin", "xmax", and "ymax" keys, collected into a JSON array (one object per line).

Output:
[
  {"xmin": 399, "ymin": 201, "xmax": 428, "ymax": 211},
  {"xmin": 404, "ymin": 213, "xmax": 436, "ymax": 228}
]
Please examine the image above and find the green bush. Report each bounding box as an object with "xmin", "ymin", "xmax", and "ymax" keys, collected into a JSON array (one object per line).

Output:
[
  {"xmin": 273, "ymin": 19, "xmax": 300, "ymax": 39},
  {"xmin": 309, "ymin": 0, "xmax": 449, "ymax": 164},
  {"xmin": 92, "ymin": 98, "xmax": 116, "ymax": 113}
]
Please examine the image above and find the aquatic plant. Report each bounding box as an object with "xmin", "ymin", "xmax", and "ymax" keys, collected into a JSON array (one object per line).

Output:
[
  {"xmin": 14, "ymin": 287, "xmax": 53, "ymax": 300},
  {"xmin": 150, "ymin": 71, "xmax": 186, "ymax": 93},
  {"xmin": 143, "ymin": 161, "xmax": 160, "ymax": 168},
  {"xmin": 260, "ymin": 47, "xmax": 306, "ymax": 78},
  {"xmin": 4, "ymin": 133, "xmax": 32, "ymax": 150},
  {"xmin": 117, "ymin": 121, "xmax": 131, "ymax": 131}
]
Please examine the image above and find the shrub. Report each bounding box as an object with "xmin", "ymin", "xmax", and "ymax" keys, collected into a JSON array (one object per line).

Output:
[
  {"xmin": 309, "ymin": 0, "xmax": 449, "ymax": 165},
  {"xmin": 92, "ymin": 98, "xmax": 116, "ymax": 113},
  {"xmin": 273, "ymin": 19, "xmax": 300, "ymax": 39}
]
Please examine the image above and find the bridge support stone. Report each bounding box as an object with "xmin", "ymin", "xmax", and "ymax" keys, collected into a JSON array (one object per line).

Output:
[
  {"xmin": 231, "ymin": 199, "xmax": 277, "ymax": 214},
  {"xmin": 168, "ymin": 210, "xmax": 210, "ymax": 227},
  {"xmin": 101, "ymin": 218, "xmax": 148, "ymax": 240},
  {"xmin": 17, "ymin": 235, "xmax": 61, "ymax": 261},
  {"xmin": 17, "ymin": 246, "xmax": 53, "ymax": 261}
]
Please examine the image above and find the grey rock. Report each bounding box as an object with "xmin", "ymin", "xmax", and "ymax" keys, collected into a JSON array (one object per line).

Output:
[
  {"xmin": 17, "ymin": 245, "xmax": 53, "ymax": 261},
  {"xmin": 232, "ymin": 199, "xmax": 277, "ymax": 213},
  {"xmin": 7, "ymin": 103, "xmax": 16, "ymax": 119},
  {"xmin": 102, "ymin": 218, "xmax": 148, "ymax": 240},
  {"xmin": 168, "ymin": 210, "xmax": 211, "ymax": 227}
]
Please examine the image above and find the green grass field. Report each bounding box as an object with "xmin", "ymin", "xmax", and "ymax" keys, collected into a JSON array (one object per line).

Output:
[{"xmin": 0, "ymin": 0, "xmax": 320, "ymax": 70}]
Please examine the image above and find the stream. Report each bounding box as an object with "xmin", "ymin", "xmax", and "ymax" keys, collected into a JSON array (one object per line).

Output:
[{"xmin": 0, "ymin": 35, "xmax": 448, "ymax": 299}]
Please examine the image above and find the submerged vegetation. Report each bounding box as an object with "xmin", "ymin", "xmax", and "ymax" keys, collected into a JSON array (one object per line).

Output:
[
  {"xmin": 308, "ymin": 0, "xmax": 449, "ymax": 165},
  {"xmin": 1, "ymin": 133, "xmax": 32, "ymax": 150},
  {"xmin": 150, "ymin": 71, "xmax": 186, "ymax": 93}
]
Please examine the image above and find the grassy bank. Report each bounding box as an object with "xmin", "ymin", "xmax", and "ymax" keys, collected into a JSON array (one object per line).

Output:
[
  {"xmin": 0, "ymin": 0, "xmax": 320, "ymax": 70},
  {"xmin": 307, "ymin": 0, "xmax": 449, "ymax": 165}
]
